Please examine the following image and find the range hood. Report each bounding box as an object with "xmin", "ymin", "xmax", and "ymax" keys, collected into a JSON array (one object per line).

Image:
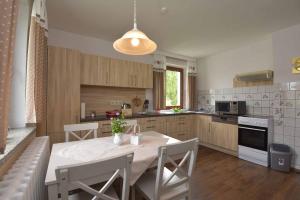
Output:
[{"xmin": 235, "ymin": 70, "xmax": 273, "ymax": 81}]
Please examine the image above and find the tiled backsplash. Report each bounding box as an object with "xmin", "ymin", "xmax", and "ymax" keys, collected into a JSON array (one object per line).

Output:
[{"xmin": 198, "ymin": 82, "xmax": 300, "ymax": 169}]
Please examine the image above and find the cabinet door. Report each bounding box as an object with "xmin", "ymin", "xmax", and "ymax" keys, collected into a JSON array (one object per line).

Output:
[
  {"xmin": 210, "ymin": 122, "xmax": 226, "ymax": 147},
  {"xmin": 210, "ymin": 122, "xmax": 238, "ymax": 151},
  {"xmin": 224, "ymin": 123, "xmax": 238, "ymax": 151},
  {"xmin": 196, "ymin": 115, "xmax": 212, "ymax": 143},
  {"xmin": 47, "ymin": 46, "xmax": 80, "ymax": 143},
  {"xmin": 80, "ymin": 54, "xmax": 110, "ymax": 86},
  {"xmin": 97, "ymin": 56, "xmax": 110, "ymax": 86},
  {"xmin": 109, "ymin": 58, "xmax": 130, "ymax": 87},
  {"xmin": 144, "ymin": 64, "xmax": 153, "ymax": 88}
]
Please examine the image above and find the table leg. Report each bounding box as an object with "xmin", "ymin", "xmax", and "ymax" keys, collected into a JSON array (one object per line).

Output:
[{"xmin": 48, "ymin": 184, "xmax": 59, "ymax": 200}]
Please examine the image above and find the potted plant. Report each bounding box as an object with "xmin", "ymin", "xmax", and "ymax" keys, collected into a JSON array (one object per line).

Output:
[{"xmin": 111, "ymin": 114, "xmax": 127, "ymax": 145}]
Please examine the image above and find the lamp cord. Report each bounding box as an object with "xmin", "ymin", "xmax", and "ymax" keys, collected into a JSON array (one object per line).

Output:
[{"xmin": 133, "ymin": 0, "xmax": 137, "ymax": 29}]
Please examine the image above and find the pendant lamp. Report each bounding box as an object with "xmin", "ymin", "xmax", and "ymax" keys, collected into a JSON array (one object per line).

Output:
[{"xmin": 113, "ymin": 0, "xmax": 157, "ymax": 55}]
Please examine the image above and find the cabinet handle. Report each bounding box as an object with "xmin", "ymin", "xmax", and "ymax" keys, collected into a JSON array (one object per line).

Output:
[
  {"xmin": 102, "ymin": 131, "xmax": 112, "ymax": 134},
  {"xmin": 146, "ymin": 126, "xmax": 155, "ymax": 129},
  {"xmin": 209, "ymin": 123, "xmax": 211, "ymax": 133},
  {"xmin": 147, "ymin": 119, "xmax": 157, "ymax": 122},
  {"xmin": 178, "ymin": 122, "xmax": 185, "ymax": 125}
]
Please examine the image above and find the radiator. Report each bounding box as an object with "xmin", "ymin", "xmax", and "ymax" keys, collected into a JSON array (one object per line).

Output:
[{"xmin": 0, "ymin": 136, "xmax": 50, "ymax": 200}]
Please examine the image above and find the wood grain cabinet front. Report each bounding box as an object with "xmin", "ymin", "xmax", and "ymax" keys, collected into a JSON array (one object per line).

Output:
[
  {"xmin": 47, "ymin": 46, "xmax": 81, "ymax": 143},
  {"xmin": 80, "ymin": 53, "xmax": 153, "ymax": 89}
]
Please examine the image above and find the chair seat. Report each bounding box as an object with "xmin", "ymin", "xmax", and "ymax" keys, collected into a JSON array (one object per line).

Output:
[
  {"xmin": 68, "ymin": 186, "xmax": 119, "ymax": 200},
  {"xmin": 136, "ymin": 167, "xmax": 189, "ymax": 200}
]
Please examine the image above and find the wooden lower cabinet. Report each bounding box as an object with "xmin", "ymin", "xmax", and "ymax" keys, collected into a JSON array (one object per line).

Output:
[
  {"xmin": 210, "ymin": 122, "xmax": 238, "ymax": 151},
  {"xmin": 138, "ymin": 117, "xmax": 167, "ymax": 134},
  {"xmin": 196, "ymin": 115, "xmax": 238, "ymax": 154}
]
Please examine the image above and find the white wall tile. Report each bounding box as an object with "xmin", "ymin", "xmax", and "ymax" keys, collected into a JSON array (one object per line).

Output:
[
  {"xmin": 284, "ymin": 118, "xmax": 296, "ymax": 127},
  {"xmin": 281, "ymin": 91, "xmax": 296, "ymax": 100},
  {"xmin": 262, "ymin": 93, "xmax": 270, "ymax": 100},
  {"xmin": 253, "ymin": 101, "xmax": 261, "ymax": 107},
  {"xmin": 295, "ymin": 137, "xmax": 300, "ymax": 147},
  {"xmin": 261, "ymin": 101, "xmax": 270, "ymax": 107},
  {"xmin": 296, "ymin": 119, "xmax": 300, "ymax": 128},
  {"xmin": 284, "ymin": 126, "xmax": 295, "ymax": 137},
  {"xmin": 253, "ymin": 107, "xmax": 262, "ymax": 115},
  {"xmin": 284, "ymin": 108, "xmax": 296, "ymax": 118},
  {"xmin": 284, "ymin": 100, "xmax": 295, "ymax": 108},
  {"xmin": 296, "ymin": 91, "xmax": 300, "ymax": 100},
  {"xmin": 253, "ymin": 93, "xmax": 262, "ymax": 100},
  {"xmin": 296, "ymin": 109, "xmax": 300, "ymax": 119},
  {"xmin": 261, "ymin": 108, "xmax": 270, "ymax": 116},
  {"xmin": 283, "ymin": 136, "xmax": 295, "ymax": 148},
  {"xmin": 295, "ymin": 128, "xmax": 300, "ymax": 137},
  {"xmin": 274, "ymin": 134, "xmax": 284, "ymax": 143},
  {"xmin": 296, "ymin": 100, "xmax": 300, "ymax": 108}
]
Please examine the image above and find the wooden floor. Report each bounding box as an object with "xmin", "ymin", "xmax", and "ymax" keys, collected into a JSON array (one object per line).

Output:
[{"xmin": 190, "ymin": 146, "xmax": 300, "ymax": 200}]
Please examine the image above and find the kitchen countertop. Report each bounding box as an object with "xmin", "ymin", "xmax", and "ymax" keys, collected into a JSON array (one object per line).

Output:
[{"xmin": 80, "ymin": 111, "xmax": 215, "ymax": 122}]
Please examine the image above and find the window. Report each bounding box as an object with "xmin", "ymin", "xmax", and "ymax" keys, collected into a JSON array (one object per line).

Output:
[
  {"xmin": 165, "ymin": 66, "xmax": 183, "ymax": 108},
  {"xmin": 9, "ymin": 0, "xmax": 31, "ymax": 128}
]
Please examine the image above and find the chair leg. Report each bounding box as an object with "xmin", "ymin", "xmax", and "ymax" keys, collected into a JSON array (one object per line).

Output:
[{"xmin": 131, "ymin": 185, "xmax": 136, "ymax": 200}]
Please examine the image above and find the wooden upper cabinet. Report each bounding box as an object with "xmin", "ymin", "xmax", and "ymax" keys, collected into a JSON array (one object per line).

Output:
[
  {"xmin": 47, "ymin": 46, "xmax": 81, "ymax": 141},
  {"xmin": 80, "ymin": 52, "xmax": 153, "ymax": 88},
  {"xmin": 81, "ymin": 54, "xmax": 110, "ymax": 86}
]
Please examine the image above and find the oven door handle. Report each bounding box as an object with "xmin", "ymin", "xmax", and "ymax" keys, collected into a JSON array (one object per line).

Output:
[{"xmin": 239, "ymin": 126, "xmax": 266, "ymax": 132}]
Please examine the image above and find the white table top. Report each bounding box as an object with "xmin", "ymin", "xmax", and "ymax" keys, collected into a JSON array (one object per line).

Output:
[{"xmin": 45, "ymin": 131, "xmax": 180, "ymax": 186}]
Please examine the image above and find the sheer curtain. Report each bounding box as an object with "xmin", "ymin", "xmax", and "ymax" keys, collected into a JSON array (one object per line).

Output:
[
  {"xmin": 0, "ymin": 0, "xmax": 19, "ymax": 153},
  {"xmin": 25, "ymin": 0, "xmax": 48, "ymax": 136}
]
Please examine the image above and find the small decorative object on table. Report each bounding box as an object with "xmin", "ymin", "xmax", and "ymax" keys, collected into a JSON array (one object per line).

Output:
[
  {"xmin": 111, "ymin": 114, "xmax": 127, "ymax": 145},
  {"xmin": 130, "ymin": 124, "xmax": 142, "ymax": 145}
]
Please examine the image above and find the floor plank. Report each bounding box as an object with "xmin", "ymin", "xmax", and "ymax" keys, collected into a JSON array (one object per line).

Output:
[{"xmin": 191, "ymin": 146, "xmax": 300, "ymax": 200}]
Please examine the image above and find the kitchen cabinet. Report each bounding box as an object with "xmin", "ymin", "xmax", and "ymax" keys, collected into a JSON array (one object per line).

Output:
[
  {"xmin": 210, "ymin": 122, "xmax": 238, "ymax": 151},
  {"xmin": 47, "ymin": 46, "xmax": 81, "ymax": 144},
  {"xmin": 196, "ymin": 115, "xmax": 212, "ymax": 143},
  {"xmin": 167, "ymin": 115, "xmax": 195, "ymax": 141},
  {"xmin": 138, "ymin": 117, "xmax": 167, "ymax": 134},
  {"xmin": 81, "ymin": 54, "xmax": 110, "ymax": 86},
  {"xmin": 80, "ymin": 52, "xmax": 153, "ymax": 88}
]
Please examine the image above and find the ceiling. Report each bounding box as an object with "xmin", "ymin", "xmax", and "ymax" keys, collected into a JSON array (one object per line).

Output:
[{"xmin": 47, "ymin": 0, "xmax": 300, "ymax": 58}]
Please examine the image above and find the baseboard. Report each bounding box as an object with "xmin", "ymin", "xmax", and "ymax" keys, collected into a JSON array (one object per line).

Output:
[{"xmin": 199, "ymin": 142, "xmax": 238, "ymax": 157}]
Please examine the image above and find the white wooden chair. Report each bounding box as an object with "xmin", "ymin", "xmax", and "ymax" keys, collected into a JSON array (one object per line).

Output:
[
  {"xmin": 64, "ymin": 123, "xmax": 98, "ymax": 142},
  {"xmin": 55, "ymin": 153, "xmax": 133, "ymax": 200},
  {"xmin": 135, "ymin": 138, "xmax": 199, "ymax": 200},
  {"xmin": 124, "ymin": 120, "xmax": 138, "ymax": 134}
]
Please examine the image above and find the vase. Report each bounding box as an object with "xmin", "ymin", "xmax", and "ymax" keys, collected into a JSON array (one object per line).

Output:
[
  {"xmin": 113, "ymin": 133, "xmax": 123, "ymax": 145},
  {"xmin": 130, "ymin": 134, "xmax": 142, "ymax": 145}
]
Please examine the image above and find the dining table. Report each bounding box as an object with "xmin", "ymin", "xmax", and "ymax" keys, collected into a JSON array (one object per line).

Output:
[{"xmin": 45, "ymin": 131, "xmax": 180, "ymax": 200}]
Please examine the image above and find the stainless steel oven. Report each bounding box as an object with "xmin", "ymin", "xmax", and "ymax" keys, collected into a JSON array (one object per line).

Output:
[{"xmin": 238, "ymin": 116, "xmax": 273, "ymax": 167}]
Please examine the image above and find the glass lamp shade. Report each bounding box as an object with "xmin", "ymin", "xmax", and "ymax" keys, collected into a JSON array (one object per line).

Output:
[{"xmin": 113, "ymin": 28, "xmax": 157, "ymax": 55}]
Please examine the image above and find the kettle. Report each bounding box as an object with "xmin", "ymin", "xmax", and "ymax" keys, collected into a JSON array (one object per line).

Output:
[{"xmin": 121, "ymin": 103, "xmax": 131, "ymax": 109}]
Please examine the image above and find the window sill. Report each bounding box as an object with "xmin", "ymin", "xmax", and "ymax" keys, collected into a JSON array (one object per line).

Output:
[{"xmin": 0, "ymin": 127, "xmax": 36, "ymax": 166}]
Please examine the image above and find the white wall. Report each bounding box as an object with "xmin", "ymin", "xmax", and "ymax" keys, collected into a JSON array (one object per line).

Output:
[
  {"xmin": 48, "ymin": 29, "xmax": 154, "ymax": 64},
  {"xmin": 197, "ymin": 37, "xmax": 274, "ymax": 90},
  {"xmin": 272, "ymin": 24, "xmax": 300, "ymax": 83},
  {"xmin": 9, "ymin": 0, "xmax": 31, "ymax": 128}
]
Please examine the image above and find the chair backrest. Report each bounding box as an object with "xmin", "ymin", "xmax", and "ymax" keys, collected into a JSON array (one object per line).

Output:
[
  {"xmin": 55, "ymin": 153, "xmax": 133, "ymax": 200},
  {"xmin": 154, "ymin": 138, "xmax": 199, "ymax": 200},
  {"xmin": 64, "ymin": 123, "xmax": 98, "ymax": 142},
  {"xmin": 123, "ymin": 120, "xmax": 138, "ymax": 134}
]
